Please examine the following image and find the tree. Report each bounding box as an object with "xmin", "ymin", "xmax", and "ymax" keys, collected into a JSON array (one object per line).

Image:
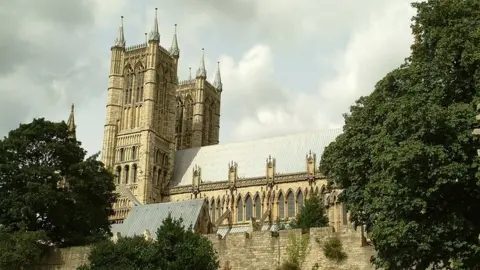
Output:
[
  {"xmin": 0, "ymin": 229, "xmax": 49, "ymax": 270},
  {"xmin": 0, "ymin": 118, "xmax": 117, "ymax": 247},
  {"xmin": 289, "ymin": 194, "xmax": 329, "ymax": 232},
  {"xmin": 80, "ymin": 214, "xmax": 219, "ymax": 270},
  {"xmin": 319, "ymin": 0, "xmax": 480, "ymax": 269}
]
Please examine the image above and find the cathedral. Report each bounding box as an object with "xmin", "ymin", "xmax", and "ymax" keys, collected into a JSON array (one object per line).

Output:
[{"xmin": 90, "ymin": 9, "xmax": 351, "ymax": 238}]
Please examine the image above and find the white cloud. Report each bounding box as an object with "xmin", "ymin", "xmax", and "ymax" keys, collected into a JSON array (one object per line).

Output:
[
  {"xmin": 226, "ymin": 0, "xmax": 415, "ymax": 141},
  {"xmin": 0, "ymin": 0, "xmax": 416, "ymax": 155}
]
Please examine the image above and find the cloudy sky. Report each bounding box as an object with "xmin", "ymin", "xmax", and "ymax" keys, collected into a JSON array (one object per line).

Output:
[{"xmin": 0, "ymin": 0, "xmax": 415, "ymax": 155}]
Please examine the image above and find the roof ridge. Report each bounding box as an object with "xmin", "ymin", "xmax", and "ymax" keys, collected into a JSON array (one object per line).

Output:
[{"xmin": 176, "ymin": 128, "xmax": 343, "ymax": 153}]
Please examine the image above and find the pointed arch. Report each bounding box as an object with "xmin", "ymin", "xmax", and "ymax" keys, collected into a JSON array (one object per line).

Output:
[
  {"xmin": 210, "ymin": 197, "xmax": 216, "ymax": 222},
  {"xmin": 245, "ymin": 193, "xmax": 253, "ymax": 221},
  {"xmin": 278, "ymin": 191, "xmax": 285, "ymax": 219},
  {"xmin": 237, "ymin": 195, "xmax": 243, "ymax": 222},
  {"xmin": 286, "ymin": 190, "xmax": 295, "ymax": 217},
  {"xmin": 216, "ymin": 196, "xmax": 222, "ymax": 219},
  {"xmin": 254, "ymin": 193, "xmax": 262, "ymax": 219},
  {"xmin": 116, "ymin": 166, "xmax": 122, "ymax": 185},
  {"xmin": 132, "ymin": 164, "xmax": 138, "ymax": 183},
  {"xmin": 124, "ymin": 165, "xmax": 130, "ymax": 184},
  {"xmin": 297, "ymin": 190, "xmax": 304, "ymax": 213},
  {"xmin": 175, "ymin": 97, "xmax": 184, "ymax": 135},
  {"xmin": 134, "ymin": 61, "xmax": 145, "ymax": 71}
]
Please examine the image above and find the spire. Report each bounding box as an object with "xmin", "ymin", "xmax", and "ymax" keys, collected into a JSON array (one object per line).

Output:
[
  {"xmin": 144, "ymin": 32, "xmax": 147, "ymax": 44},
  {"xmin": 189, "ymin": 67, "xmax": 192, "ymax": 80},
  {"xmin": 196, "ymin": 48, "xmax": 207, "ymax": 78},
  {"xmin": 169, "ymin": 24, "xmax": 180, "ymax": 58},
  {"xmin": 148, "ymin": 8, "xmax": 160, "ymax": 42},
  {"xmin": 67, "ymin": 103, "xmax": 76, "ymax": 139},
  {"xmin": 213, "ymin": 61, "xmax": 222, "ymax": 91},
  {"xmin": 113, "ymin": 16, "xmax": 126, "ymax": 48}
]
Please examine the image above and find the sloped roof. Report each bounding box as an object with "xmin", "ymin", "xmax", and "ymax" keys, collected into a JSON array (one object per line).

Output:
[
  {"xmin": 111, "ymin": 199, "xmax": 206, "ymax": 238},
  {"xmin": 172, "ymin": 129, "xmax": 343, "ymax": 187}
]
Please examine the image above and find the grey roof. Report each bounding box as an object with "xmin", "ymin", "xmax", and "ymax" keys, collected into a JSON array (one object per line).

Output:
[
  {"xmin": 172, "ymin": 129, "xmax": 342, "ymax": 187},
  {"xmin": 111, "ymin": 199, "xmax": 206, "ymax": 238}
]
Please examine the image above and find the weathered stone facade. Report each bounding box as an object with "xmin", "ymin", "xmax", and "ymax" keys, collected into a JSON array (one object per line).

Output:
[
  {"xmin": 38, "ymin": 228, "xmax": 375, "ymax": 270},
  {"xmin": 97, "ymin": 11, "xmax": 348, "ymax": 233}
]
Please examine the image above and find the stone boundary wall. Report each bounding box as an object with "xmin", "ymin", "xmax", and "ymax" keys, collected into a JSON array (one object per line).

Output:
[
  {"xmin": 39, "ymin": 227, "xmax": 375, "ymax": 270},
  {"xmin": 206, "ymin": 227, "xmax": 375, "ymax": 270}
]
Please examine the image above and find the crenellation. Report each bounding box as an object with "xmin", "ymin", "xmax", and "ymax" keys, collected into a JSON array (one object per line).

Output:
[{"xmin": 125, "ymin": 42, "xmax": 147, "ymax": 52}]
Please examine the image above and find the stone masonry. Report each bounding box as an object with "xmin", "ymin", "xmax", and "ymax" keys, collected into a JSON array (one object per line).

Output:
[{"xmin": 38, "ymin": 227, "xmax": 375, "ymax": 270}]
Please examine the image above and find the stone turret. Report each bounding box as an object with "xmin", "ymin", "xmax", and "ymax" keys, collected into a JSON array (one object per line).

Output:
[
  {"xmin": 102, "ymin": 16, "xmax": 126, "ymax": 170},
  {"xmin": 67, "ymin": 103, "xmax": 76, "ymax": 139},
  {"xmin": 192, "ymin": 48, "xmax": 207, "ymax": 147}
]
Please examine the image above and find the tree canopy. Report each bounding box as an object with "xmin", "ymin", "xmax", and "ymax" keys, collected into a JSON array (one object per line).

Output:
[
  {"xmin": 319, "ymin": 0, "xmax": 480, "ymax": 269},
  {"xmin": 290, "ymin": 194, "xmax": 329, "ymax": 232},
  {"xmin": 0, "ymin": 229, "xmax": 49, "ymax": 270},
  {"xmin": 0, "ymin": 118, "xmax": 117, "ymax": 247},
  {"xmin": 80, "ymin": 214, "xmax": 219, "ymax": 270}
]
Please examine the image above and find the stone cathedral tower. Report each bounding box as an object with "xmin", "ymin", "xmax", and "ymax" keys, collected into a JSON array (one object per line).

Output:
[{"xmin": 101, "ymin": 10, "xmax": 222, "ymax": 223}]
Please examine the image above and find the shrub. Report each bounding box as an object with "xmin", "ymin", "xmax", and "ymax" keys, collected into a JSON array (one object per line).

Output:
[{"xmin": 322, "ymin": 236, "xmax": 347, "ymax": 262}]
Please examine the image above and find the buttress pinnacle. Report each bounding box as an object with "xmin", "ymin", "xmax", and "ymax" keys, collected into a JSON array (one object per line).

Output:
[
  {"xmin": 196, "ymin": 48, "xmax": 207, "ymax": 78},
  {"xmin": 148, "ymin": 8, "xmax": 160, "ymax": 41},
  {"xmin": 170, "ymin": 24, "xmax": 180, "ymax": 58},
  {"xmin": 67, "ymin": 103, "xmax": 76, "ymax": 139},
  {"xmin": 113, "ymin": 16, "xmax": 126, "ymax": 48},
  {"xmin": 213, "ymin": 62, "xmax": 222, "ymax": 91}
]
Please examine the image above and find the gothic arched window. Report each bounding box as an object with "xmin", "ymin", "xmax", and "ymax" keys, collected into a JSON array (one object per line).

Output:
[
  {"xmin": 245, "ymin": 195, "xmax": 253, "ymax": 221},
  {"xmin": 119, "ymin": 148, "xmax": 125, "ymax": 162},
  {"xmin": 217, "ymin": 198, "xmax": 222, "ymax": 219},
  {"xmin": 237, "ymin": 196, "xmax": 243, "ymax": 222},
  {"xmin": 116, "ymin": 166, "xmax": 122, "ymax": 185},
  {"xmin": 297, "ymin": 191, "xmax": 304, "ymax": 214},
  {"xmin": 278, "ymin": 193, "xmax": 285, "ymax": 218},
  {"xmin": 287, "ymin": 191, "xmax": 295, "ymax": 217},
  {"xmin": 124, "ymin": 165, "xmax": 130, "ymax": 184},
  {"xmin": 132, "ymin": 164, "xmax": 137, "ymax": 183},
  {"xmin": 255, "ymin": 195, "xmax": 261, "ymax": 219},
  {"xmin": 131, "ymin": 146, "xmax": 137, "ymax": 160},
  {"xmin": 211, "ymin": 199, "xmax": 216, "ymax": 222}
]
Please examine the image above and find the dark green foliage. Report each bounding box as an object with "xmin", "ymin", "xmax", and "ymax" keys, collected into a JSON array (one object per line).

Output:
[
  {"xmin": 0, "ymin": 229, "xmax": 49, "ymax": 270},
  {"xmin": 289, "ymin": 194, "xmax": 329, "ymax": 232},
  {"xmin": 79, "ymin": 236, "xmax": 157, "ymax": 270},
  {"xmin": 81, "ymin": 214, "xmax": 219, "ymax": 270},
  {"xmin": 319, "ymin": 0, "xmax": 480, "ymax": 269},
  {"xmin": 0, "ymin": 118, "xmax": 117, "ymax": 247},
  {"xmin": 322, "ymin": 236, "xmax": 347, "ymax": 262},
  {"xmin": 276, "ymin": 261, "xmax": 300, "ymax": 270}
]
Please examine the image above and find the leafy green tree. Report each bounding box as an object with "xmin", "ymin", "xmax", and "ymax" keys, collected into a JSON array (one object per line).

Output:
[
  {"xmin": 0, "ymin": 228, "xmax": 49, "ymax": 270},
  {"xmin": 80, "ymin": 214, "xmax": 219, "ymax": 270},
  {"xmin": 289, "ymin": 194, "xmax": 328, "ymax": 232},
  {"xmin": 0, "ymin": 118, "xmax": 117, "ymax": 247},
  {"xmin": 155, "ymin": 215, "xmax": 219, "ymax": 270},
  {"xmin": 79, "ymin": 236, "xmax": 157, "ymax": 270},
  {"xmin": 320, "ymin": 0, "xmax": 480, "ymax": 269}
]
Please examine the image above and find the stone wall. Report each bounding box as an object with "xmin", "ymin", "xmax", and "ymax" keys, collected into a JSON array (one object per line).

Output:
[
  {"xmin": 39, "ymin": 246, "xmax": 91, "ymax": 270},
  {"xmin": 206, "ymin": 227, "xmax": 375, "ymax": 270},
  {"xmin": 39, "ymin": 227, "xmax": 375, "ymax": 270}
]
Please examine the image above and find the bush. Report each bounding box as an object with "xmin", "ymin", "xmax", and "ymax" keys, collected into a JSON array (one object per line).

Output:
[
  {"xmin": 79, "ymin": 214, "xmax": 219, "ymax": 270},
  {"xmin": 278, "ymin": 233, "xmax": 309, "ymax": 270},
  {"xmin": 289, "ymin": 194, "xmax": 328, "ymax": 233},
  {"xmin": 322, "ymin": 236, "xmax": 347, "ymax": 262}
]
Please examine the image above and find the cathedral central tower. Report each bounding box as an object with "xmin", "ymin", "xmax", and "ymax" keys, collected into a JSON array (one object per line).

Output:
[{"xmin": 101, "ymin": 9, "xmax": 223, "ymax": 223}]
